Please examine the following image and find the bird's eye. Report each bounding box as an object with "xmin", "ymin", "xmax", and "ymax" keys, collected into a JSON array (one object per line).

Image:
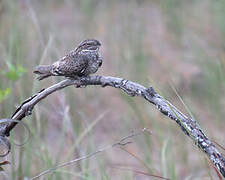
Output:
[
  {"xmin": 88, "ymin": 46, "xmax": 98, "ymax": 50},
  {"xmin": 99, "ymin": 61, "xmax": 102, "ymax": 67}
]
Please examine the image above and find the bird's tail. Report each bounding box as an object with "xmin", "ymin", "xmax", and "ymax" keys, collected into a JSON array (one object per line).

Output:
[{"xmin": 33, "ymin": 65, "xmax": 52, "ymax": 80}]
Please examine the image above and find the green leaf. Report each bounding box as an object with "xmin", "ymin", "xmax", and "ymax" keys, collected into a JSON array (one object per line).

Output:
[
  {"xmin": 3, "ymin": 61, "xmax": 26, "ymax": 81},
  {"xmin": 0, "ymin": 88, "xmax": 11, "ymax": 103}
]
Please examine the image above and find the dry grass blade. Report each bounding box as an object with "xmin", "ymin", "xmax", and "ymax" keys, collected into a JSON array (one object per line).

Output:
[
  {"xmin": 110, "ymin": 166, "xmax": 170, "ymax": 180},
  {"xmin": 120, "ymin": 147, "xmax": 153, "ymax": 173},
  {"xmin": 30, "ymin": 128, "xmax": 150, "ymax": 180},
  {"xmin": 65, "ymin": 110, "xmax": 109, "ymax": 160}
]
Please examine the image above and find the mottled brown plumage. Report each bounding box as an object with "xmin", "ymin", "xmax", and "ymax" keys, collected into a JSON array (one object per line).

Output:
[{"xmin": 33, "ymin": 39, "xmax": 102, "ymax": 80}]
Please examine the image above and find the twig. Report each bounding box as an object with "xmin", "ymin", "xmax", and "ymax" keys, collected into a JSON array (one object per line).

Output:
[
  {"xmin": 0, "ymin": 75, "xmax": 224, "ymax": 177},
  {"xmin": 30, "ymin": 128, "xmax": 149, "ymax": 180},
  {"xmin": 0, "ymin": 119, "xmax": 30, "ymax": 157}
]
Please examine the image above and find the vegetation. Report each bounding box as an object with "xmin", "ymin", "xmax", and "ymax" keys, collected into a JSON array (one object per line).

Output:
[{"xmin": 0, "ymin": 0, "xmax": 225, "ymax": 179}]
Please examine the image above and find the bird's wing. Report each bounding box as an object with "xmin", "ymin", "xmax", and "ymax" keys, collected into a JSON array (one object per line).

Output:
[{"xmin": 52, "ymin": 54, "xmax": 88, "ymax": 76}]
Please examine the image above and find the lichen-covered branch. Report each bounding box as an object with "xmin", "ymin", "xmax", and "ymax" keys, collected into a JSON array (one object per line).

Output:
[{"xmin": 1, "ymin": 75, "xmax": 225, "ymax": 177}]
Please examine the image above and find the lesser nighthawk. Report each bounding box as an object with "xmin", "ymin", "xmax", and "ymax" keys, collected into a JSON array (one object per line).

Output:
[{"xmin": 34, "ymin": 39, "xmax": 102, "ymax": 80}]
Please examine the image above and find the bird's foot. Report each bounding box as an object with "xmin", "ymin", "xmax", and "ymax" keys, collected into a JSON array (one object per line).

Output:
[{"xmin": 74, "ymin": 76, "xmax": 89, "ymax": 88}]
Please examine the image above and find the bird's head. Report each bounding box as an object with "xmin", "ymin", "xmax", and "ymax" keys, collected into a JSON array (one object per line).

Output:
[{"xmin": 77, "ymin": 39, "xmax": 101, "ymax": 51}]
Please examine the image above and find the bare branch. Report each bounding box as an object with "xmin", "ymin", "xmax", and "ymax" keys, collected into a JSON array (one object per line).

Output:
[{"xmin": 0, "ymin": 75, "xmax": 225, "ymax": 177}]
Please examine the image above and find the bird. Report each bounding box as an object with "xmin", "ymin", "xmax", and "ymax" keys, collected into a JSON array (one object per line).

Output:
[{"xmin": 33, "ymin": 39, "xmax": 103, "ymax": 80}]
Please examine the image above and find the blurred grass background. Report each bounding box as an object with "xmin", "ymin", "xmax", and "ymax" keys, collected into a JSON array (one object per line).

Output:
[{"xmin": 0, "ymin": 0, "xmax": 225, "ymax": 179}]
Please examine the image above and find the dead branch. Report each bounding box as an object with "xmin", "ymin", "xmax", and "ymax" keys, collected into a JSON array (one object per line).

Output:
[{"xmin": 0, "ymin": 75, "xmax": 224, "ymax": 177}]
